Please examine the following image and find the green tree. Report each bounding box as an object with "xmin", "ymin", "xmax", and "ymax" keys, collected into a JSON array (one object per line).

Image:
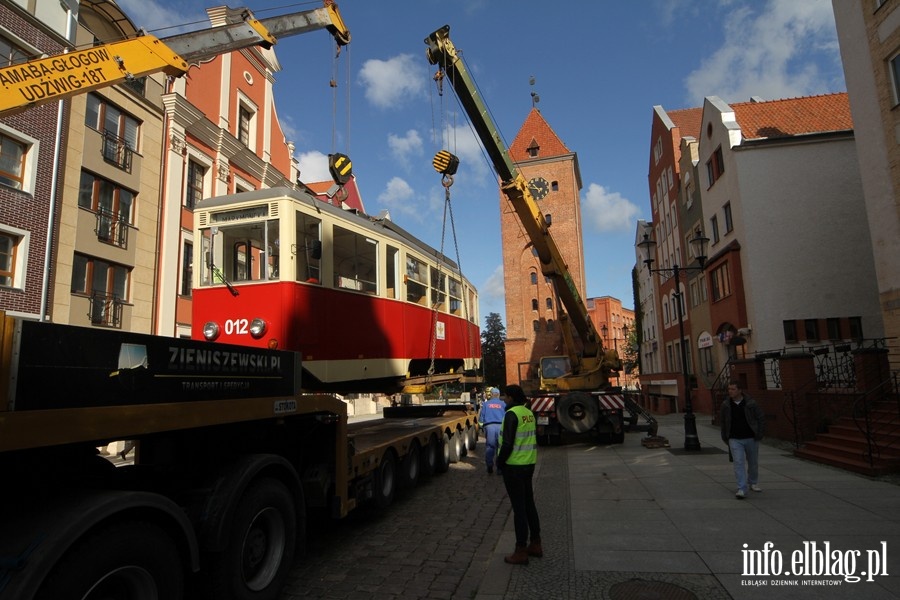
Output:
[{"xmin": 481, "ymin": 312, "xmax": 507, "ymax": 389}]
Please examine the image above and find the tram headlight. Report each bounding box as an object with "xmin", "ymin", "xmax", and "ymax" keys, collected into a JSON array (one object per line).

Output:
[
  {"xmin": 249, "ymin": 318, "xmax": 267, "ymax": 338},
  {"xmin": 202, "ymin": 321, "xmax": 220, "ymax": 341}
]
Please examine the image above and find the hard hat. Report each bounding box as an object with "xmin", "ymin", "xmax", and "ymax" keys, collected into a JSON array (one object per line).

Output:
[{"xmin": 491, "ymin": 387, "xmax": 500, "ymax": 395}]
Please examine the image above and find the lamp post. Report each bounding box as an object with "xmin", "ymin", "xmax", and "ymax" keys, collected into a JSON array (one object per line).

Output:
[
  {"xmin": 638, "ymin": 230, "xmax": 709, "ymax": 451},
  {"xmin": 622, "ymin": 323, "xmax": 630, "ymax": 389}
]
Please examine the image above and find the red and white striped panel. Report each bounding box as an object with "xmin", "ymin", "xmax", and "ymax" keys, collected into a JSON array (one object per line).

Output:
[
  {"xmin": 529, "ymin": 396, "xmax": 556, "ymax": 413},
  {"xmin": 597, "ymin": 394, "xmax": 625, "ymax": 410}
]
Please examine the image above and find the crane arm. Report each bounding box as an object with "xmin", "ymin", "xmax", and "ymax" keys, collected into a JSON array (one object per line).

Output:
[
  {"xmin": 424, "ymin": 25, "xmax": 602, "ymax": 364},
  {"xmin": 0, "ymin": 3, "xmax": 350, "ymax": 116}
]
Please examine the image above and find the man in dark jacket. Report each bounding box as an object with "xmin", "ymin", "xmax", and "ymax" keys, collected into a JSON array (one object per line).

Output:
[
  {"xmin": 720, "ymin": 381, "xmax": 766, "ymax": 499},
  {"xmin": 497, "ymin": 384, "xmax": 542, "ymax": 565}
]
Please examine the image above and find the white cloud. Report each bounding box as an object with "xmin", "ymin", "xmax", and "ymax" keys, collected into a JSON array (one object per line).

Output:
[
  {"xmin": 296, "ymin": 151, "xmax": 331, "ymax": 183},
  {"xmin": 440, "ymin": 122, "xmax": 491, "ymax": 183},
  {"xmin": 684, "ymin": 0, "xmax": 843, "ymax": 104},
  {"xmin": 376, "ymin": 177, "xmax": 421, "ymax": 219},
  {"xmin": 358, "ymin": 54, "xmax": 427, "ymax": 109},
  {"xmin": 482, "ymin": 264, "xmax": 505, "ymax": 301},
  {"xmin": 388, "ymin": 129, "xmax": 424, "ymax": 167},
  {"xmin": 581, "ymin": 183, "xmax": 641, "ymax": 232}
]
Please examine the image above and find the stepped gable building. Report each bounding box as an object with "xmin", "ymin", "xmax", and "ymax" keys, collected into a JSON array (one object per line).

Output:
[{"xmin": 502, "ymin": 107, "xmax": 585, "ymax": 391}]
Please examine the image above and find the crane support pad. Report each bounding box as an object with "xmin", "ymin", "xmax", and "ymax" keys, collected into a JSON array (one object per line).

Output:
[{"xmin": 6, "ymin": 319, "xmax": 300, "ymax": 411}]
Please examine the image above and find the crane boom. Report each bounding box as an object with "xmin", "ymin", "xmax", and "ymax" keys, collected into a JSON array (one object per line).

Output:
[
  {"xmin": 0, "ymin": 3, "xmax": 350, "ymax": 116},
  {"xmin": 425, "ymin": 25, "xmax": 617, "ymax": 390}
]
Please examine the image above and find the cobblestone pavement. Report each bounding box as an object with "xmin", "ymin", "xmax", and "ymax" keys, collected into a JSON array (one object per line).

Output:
[{"xmin": 279, "ymin": 443, "xmax": 510, "ymax": 600}]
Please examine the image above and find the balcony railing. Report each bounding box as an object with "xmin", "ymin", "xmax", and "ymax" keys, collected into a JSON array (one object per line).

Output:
[
  {"xmin": 89, "ymin": 291, "xmax": 123, "ymax": 328},
  {"xmin": 102, "ymin": 131, "xmax": 133, "ymax": 172},
  {"xmin": 95, "ymin": 210, "xmax": 128, "ymax": 248}
]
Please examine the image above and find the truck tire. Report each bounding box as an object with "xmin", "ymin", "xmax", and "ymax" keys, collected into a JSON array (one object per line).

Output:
[
  {"xmin": 36, "ymin": 520, "xmax": 184, "ymax": 600},
  {"xmin": 400, "ymin": 440, "xmax": 421, "ymax": 488},
  {"xmin": 421, "ymin": 433, "xmax": 438, "ymax": 476},
  {"xmin": 373, "ymin": 450, "xmax": 397, "ymax": 508},
  {"xmin": 435, "ymin": 433, "xmax": 451, "ymax": 473},
  {"xmin": 557, "ymin": 392, "xmax": 599, "ymax": 433},
  {"xmin": 448, "ymin": 430, "xmax": 463, "ymax": 463},
  {"xmin": 209, "ymin": 477, "xmax": 295, "ymax": 600},
  {"xmin": 466, "ymin": 425, "xmax": 477, "ymax": 451}
]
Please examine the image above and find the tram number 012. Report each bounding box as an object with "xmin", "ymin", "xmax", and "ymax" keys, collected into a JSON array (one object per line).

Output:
[{"xmin": 224, "ymin": 318, "xmax": 250, "ymax": 335}]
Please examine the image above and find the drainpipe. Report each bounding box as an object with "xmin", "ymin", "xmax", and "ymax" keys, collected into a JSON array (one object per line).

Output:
[{"xmin": 40, "ymin": 3, "xmax": 77, "ymax": 322}]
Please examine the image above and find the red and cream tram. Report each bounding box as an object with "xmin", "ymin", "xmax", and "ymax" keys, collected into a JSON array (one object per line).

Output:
[{"xmin": 191, "ymin": 187, "xmax": 481, "ymax": 392}]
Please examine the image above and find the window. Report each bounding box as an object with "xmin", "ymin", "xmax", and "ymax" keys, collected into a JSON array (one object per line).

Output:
[
  {"xmin": 891, "ymin": 53, "xmax": 900, "ymax": 106},
  {"xmin": 72, "ymin": 254, "xmax": 130, "ymax": 327},
  {"xmin": 0, "ymin": 133, "xmax": 26, "ymax": 189},
  {"xmin": 0, "ymin": 232, "xmax": 17, "ymax": 286},
  {"xmin": 406, "ymin": 255, "xmax": 428, "ymax": 305},
  {"xmin": 849, "ymin": 316, "xmax": 863, "ymax": 340},
  {"xmin": 710, "ymin": 262, "xmax": 731, "ymax": 301},
  {"xmin": 0, "ymin": 33, "xmax": 29, "ymax": 67},
  {"xmin": 430, "ymin": 267, "xmax": 446, "ymax": 307},
  {"xmin": 545, "ymin": 297, "xmax": 552, "ymax": 310},
  {"xmin": 724, "ymin": 202, "xmax": 733, "ymax": 233},
  {"xmin": 530, "ymin": 272, "xmax": 538, "ymax": 285},
  {"xmin": 551, "ymin": 181, "xmax": 558, "ymax": 192},
  {"xmin": 804, "ymin": 319, "xmax": 819, "ymax": 341},
  {"xmin": 186, "ymin": 160, "xmax": 207, "ymax": 209},
  {"xmin": 827, "ymin": 318, "xmax": 841, "ymax": 340},
  {"xmin": 653, "ymin": 137, "xmax": 663, "ymax": 164},
  {"xmin": 783, "ymin": 320, "xmax": 798, "ymax": 343},
  {"xmin": 706, "ymin": 145, "xmax": 725, "ymax": 186},
  {"xmin": 78, "ymin": 171, "xmax": 134, "ymax": 247},
  {"xmin": 532, "ymin": 319, "xmax": 540, "ymax": 332},
  {"xmin": 238, "ymin": 106, "xmax": 252, "ymax": 145},
  {"xmin": 531, "ymin": 298, "xmax": 538, "ymax": 311},
  {"xmin": 85, "ymin": 94, "xmax": 139, "ymax": 170},
  {"xmin": 710, "ymin": 215, "xmax": 720, "ymax": 244},
  {"xmin": 334, "ymin": 225, "xmax": 377, "ymax": 294},
  {"xmin": 180, "ymin": 240, "xmax": 192, "ymax": 297},
  {"xmin": 547, "ymin": 319, "xmax": 555, "ymax": 332},
  {"xmin": 449, "ymin": 278, "xmax": 463, "ymax": 315}
]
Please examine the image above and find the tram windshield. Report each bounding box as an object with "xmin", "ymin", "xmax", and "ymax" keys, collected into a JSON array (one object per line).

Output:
[{"xmin": 199, "ymin": 217, "xmax": 280, "ymax": 286}]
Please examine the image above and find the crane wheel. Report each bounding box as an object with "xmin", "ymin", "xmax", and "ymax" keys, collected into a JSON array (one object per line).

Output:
[{"xmin": 557, "ymin": 392, "xmax": 599, "ymax": 433}]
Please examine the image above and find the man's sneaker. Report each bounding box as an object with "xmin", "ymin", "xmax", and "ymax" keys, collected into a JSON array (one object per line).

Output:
[
  {"xmin": 750, "ymin": 484, "xmax": 762, "ymax": 492},
  {"xmin": 735, "ymin": 489, "xmax": 746, "ymax": 499}
]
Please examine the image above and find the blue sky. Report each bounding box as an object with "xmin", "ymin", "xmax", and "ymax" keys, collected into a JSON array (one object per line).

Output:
[{"xmin": 117, "ymin": 0, "xmax": 846, "ymax": 325}]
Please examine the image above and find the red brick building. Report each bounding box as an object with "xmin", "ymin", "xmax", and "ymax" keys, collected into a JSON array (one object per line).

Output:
[{"xmin": 502, "ymin": 108, "xmax": 585, "ymax": 390}]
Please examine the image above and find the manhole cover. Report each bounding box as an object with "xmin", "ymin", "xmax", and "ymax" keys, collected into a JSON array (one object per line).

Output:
[{"xmin": 609, "ymin": 579, "xmax": 697, "ymax": 600}]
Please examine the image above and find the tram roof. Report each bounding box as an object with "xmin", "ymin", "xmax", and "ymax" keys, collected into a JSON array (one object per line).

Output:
[{"xmin": 196, "ymin": 187, "xmax": 475, "ymax": 285}]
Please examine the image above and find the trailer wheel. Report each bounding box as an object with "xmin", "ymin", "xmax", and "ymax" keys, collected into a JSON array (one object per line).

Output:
[
  {"xmin": 209, "ymin": 477, "xmax": 295, "ymax": 600},
  {"xmin": 557, "ymin": 392, "xmax": 599, "ymax": 433},
  {"xmin": 435, "ymin": 433, "xmax": 451, "ymax": 473},
  {"xmin": 466, "ymin": 426, "xmax": 477, "ymax": 451},
  {"xmin": 400, "ymin": 440, "xmax": 421, "ymax": 488},
  {"xmin": 421, "ymin": 434, "xmax": 438, "ymax": 476},
  {"xmin": 448, "ymin": 430, "xmax": 463, "ymax": 463},
  {"xmin": 36, "ymin": 521, "xmax": 184, "ymax": 600},
  {"xmin": 373, "ymin": 450, "xmax": 397, "ymax": 508}
]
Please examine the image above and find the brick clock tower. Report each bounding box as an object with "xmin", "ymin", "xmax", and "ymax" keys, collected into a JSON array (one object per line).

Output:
[{"xmin": 502, "ymin": 108, "xmax": 586, "ymax": 391}]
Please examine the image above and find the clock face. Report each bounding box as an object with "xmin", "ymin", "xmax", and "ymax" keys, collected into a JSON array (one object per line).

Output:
[{"xmin": 528, "ymin": 177, "xmax": 550, "ymax": 200}]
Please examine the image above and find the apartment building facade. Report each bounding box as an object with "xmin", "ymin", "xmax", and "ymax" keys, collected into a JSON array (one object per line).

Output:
[
  {"xmin": 832, "ymin": 0, "xmax": 900, "ymax": 370},
  {"xmin": 0, "ymin": 0, "xmax": 76, "ymax": 321}
]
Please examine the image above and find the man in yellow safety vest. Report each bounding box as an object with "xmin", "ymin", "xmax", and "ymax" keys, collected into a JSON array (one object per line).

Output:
[{"xmin": 497, "ymin": 384, "xmax": 542, "ymax": 565}]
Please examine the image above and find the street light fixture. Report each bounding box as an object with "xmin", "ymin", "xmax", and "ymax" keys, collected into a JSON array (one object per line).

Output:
[{"xmin": 638, "ymin": 230, "xmax": 709, "ymax": 451}]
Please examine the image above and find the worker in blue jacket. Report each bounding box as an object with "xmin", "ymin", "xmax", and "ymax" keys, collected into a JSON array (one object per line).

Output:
[{"xmin": 478, "ymin": 387, "xmax": 506, "ymax": 474}]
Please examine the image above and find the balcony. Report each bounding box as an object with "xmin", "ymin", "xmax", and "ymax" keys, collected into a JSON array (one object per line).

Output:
[
  {"xmin": 89, "ymin": 291, "xmax": 123, "ymax": 328},
  {"xmin": 102, "ymin": 131, "xmax": 133, "ymax": 173},
  {"xmin": 95, "ymin": 210, "xmax": 129, "ymax": 248}
]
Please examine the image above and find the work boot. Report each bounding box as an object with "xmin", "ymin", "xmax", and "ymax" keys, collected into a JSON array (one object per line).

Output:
[
  {"xmin": 504, "ymin": 545, "xmax": 529, "ymax": 565},
  {"xmin": 526, "ymin": 538, "xmax": 543, "ymax": 558}
]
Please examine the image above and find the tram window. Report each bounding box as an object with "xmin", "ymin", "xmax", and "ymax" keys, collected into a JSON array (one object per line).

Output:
[
  {"xmin": 430, "ymin": 268, "xmax": 447, "ymax": 309},
  {"xmin": 449, "ymin": 277, "xmax": 462, "ymax": 315},
  {"xmin": 385, "ymin": 245, "xmax": 398, "ymax": 299},
  {"xmin": 406, "ymin": 255, "xmax": 428, "ymax": 305},
  {"xmin": 295, "ymin": 212, "xmax": 322, "ymax": 284},
  {"xmin": 333, "ymin": 225, "xmax": 377, "ymax": 293}
]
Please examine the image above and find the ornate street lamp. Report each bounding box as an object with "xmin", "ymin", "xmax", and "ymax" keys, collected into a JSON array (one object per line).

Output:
[{"xmin": 638, "ymin": 230, "xmax": 709, "ymax": 451}]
